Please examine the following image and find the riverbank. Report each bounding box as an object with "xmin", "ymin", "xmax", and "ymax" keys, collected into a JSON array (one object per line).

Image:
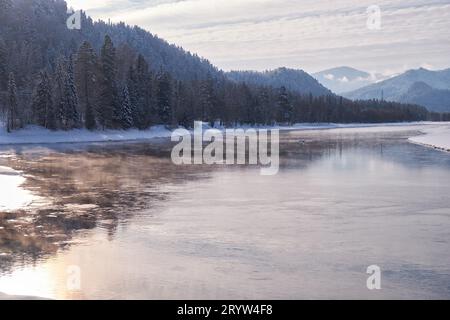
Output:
[
  {"xmin": 409, "ymin": 126, "xmax": 450, "ymax": 152},
  {"xmin": 0, "ymin": 125, "xmax": 173, "ymax": 145},
  {"xmin": 0, "ymin": 122, "xmax": 448, "ymax": 146},
  {"xmin": 0, "ymin": 292, "xmax": 48, "ymax": 300}
]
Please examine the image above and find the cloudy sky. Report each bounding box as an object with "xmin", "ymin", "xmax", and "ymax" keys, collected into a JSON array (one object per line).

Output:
[{"xmin": 66, "ymin": 0, "xmax": 450, "ymax": 75}]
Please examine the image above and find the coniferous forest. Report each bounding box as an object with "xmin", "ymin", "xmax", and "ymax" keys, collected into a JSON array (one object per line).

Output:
[{"xmin": 0, "ymin": 0, "xmax": 447, "ymax": 133}]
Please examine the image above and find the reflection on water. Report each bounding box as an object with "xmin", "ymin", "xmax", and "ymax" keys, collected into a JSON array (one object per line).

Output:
[{"xmin": 0, "ymin": 130, "xmax": 450, "ymax": 299}]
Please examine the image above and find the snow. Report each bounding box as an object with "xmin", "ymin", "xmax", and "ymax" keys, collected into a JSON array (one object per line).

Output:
[
  {"xmin": 0, "ymin": 166, "xmax": 38, "ymax": 212},
  {"xmin": 409, "ymin": 125, "xmax": 450, "ymax": 152},
  {"xmin": 198, "ymin": 121, "xmax": 441, "ymax": 132},
  {"xmin": 0, "ymin": 122, "xmax": 449, "ymax": 149},
  {"xmin": 0, "ymin": 125, "xmax": 172, "ymax": 145}
]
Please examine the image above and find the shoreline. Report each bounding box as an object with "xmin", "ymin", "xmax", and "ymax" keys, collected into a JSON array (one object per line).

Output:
[
  {"xmin": 408, "ymin": 124, "xmax": 450, "ymax": 153},
  {"xmin": 0, "ymin": 122, "xmax": 448, "ymax": 146}
]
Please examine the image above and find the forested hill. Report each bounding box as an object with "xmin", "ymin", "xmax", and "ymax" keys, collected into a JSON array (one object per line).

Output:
[
  {"xmin": 0, "ymin": 0, "xmax": 443, "ymax": 133},
  {"xmin": 226, "ymin": 68, "xmax": 331, "ymax": 97},
  {"xmin": 0, "ymin": 0, "xmax": 221, "ymax": 88}
]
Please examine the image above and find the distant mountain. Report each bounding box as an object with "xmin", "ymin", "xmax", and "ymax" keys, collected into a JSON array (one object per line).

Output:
[
  {"xmin": 313, "ymin": 66, "xmax": 384, "ymax": 94},
  {"xmin": 344, "ymin": 68, "xmax": 450, "ymax": 112},
  {"xmin": 226, "ymin": 67, "xmax": 331, "ymax": 97}
]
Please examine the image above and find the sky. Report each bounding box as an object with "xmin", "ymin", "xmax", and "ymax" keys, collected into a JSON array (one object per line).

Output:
[{"xmin": 65, "ymin": 0, "xmax": 450, "ymax": 75}]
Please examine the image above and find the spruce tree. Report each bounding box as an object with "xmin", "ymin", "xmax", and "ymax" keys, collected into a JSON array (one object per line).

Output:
[
  {"xmin": 278, "ymin": 86, "xmax": 292, "ymax": 124},
  {"xmin": 156, "ymin": 69, "xmax": 172, "ymax": 125},
  {"xmin": 99, "ymin": 35, "xmax": 119, "ymax": 129},
  {"xmin": 0, "ymin": 37, "xmax": 7, "ymax": 91},
  {"xmin": 63, "ymin": 57, "xmax": 80, "ymax": 129},
  {"xmin": 200, "ymin": 75, "xmax": 215, "ymax": 125},
  {"xmin": 75, "ymin": 41, "xmax": 98, "ymax": 129},
  {"xmin": 6, "ymin": 73, "xmax": 19, "ymax": 132},
  {"xmin": 85, "ymin": 102, "xmax": 96, "ymax": 130},
  {"xmin": 120, "ymin": 86, "xmax": 133, "ymax": 129},
  {"xmin": 126, "ymin": 66, "xmax": 140, "ymax": 128},
  {"xmin": 54, "ymin": 57, "xmax": 66, "ymax": 129},
  {"xmin": 31, "ymin": 71, "xmax": 53, "ymax": 128}
]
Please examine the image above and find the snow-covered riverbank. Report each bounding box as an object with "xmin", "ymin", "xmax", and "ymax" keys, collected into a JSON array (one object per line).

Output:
[
  {"xmin": 409, "ymin": 125, "xmax": 450, "ymax": 152},
  {"xmin": 0, "ymin": 122, "xmax": 447, "ymax": 145},
  {"xmin": 0, "ymin": 125, "xmax": 173, "ymax": 145}
]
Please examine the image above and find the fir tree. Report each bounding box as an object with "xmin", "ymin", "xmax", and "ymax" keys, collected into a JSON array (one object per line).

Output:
[
  {"xmin": 75, "ymin": 41, "xmax": 98, "ymax": 129},
  {"xmin": 136, "ymin": 54, "xmax": 152, "ymax": 127},
  {"xmin": 126, "ymin": 65, "xmax": 140, "ymax": 128},
  {"xmin": 278, "ymin": 86, "xmax": 292, "ymax": 124},
  {"xmin": 120, "ymin": 86, "xmax": 134, "ymax": 129},
  {"xmin": 0, "ymin": 37, "xmax": 7, "ymax": 91},
  {"xmin": 62, "ymin": 57, "xmax": 80, "ymax": 129},
  {"xmin": 258, "ymin": 87, "xmax": 271, "ymax": 125},
  {"xmin": 99, "ymin": 35, "xmax": 119, "ymax": 129},
  {"xmin": 6, "ymin": 73, "xmax": 19, "ymax": 132},
  {"xmin": 156, "ymin": 69, "xmax": 172, "ymax": 124},
  {"xmin": 53, "ymin": 57, "xmax": 66, "ymax": 129},
  {"xmin": 85, "ymin": 102, "xmax": 96, "ymax": 130},
  {"xmin": 31, "ymin": 71, "xmax": 53, "ymax": 128},
  {"xmin": 200, "ymin": 75, "xmax": 215, "ymax": 125}
]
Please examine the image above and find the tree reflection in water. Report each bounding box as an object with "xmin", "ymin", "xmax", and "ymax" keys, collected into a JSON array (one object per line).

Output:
[{"xmin": 0, "ymin": 141, "xmax": 211, "ymax": 273}]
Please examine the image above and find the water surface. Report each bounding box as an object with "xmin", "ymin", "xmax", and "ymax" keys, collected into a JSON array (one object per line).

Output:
[{"xmin": 0, "ymin": 128, "xmax": 450, "ymax": 299}]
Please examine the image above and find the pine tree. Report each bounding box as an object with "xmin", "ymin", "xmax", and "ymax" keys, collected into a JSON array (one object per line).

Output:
[
  {"xmin": 63, "ymin": 57, "xmax": 80, "ymax": 129},
  {"xmin": 99, "ymin": 35, "xmax": 119, "ymax": 129},
  {"xmin": 6, "ymin": 72, "xmax": 19, "ymax": 132},
  {"xmin": 156, "ymin": 69, "xmax": 172, "ymax": 124},
  {"xmin": 85, "ymin": 102, "xmax": 96, "ymax": 130},
  {"xmin": 137, "ymin": 54, "xmax": 152, "ymax": 127},
  {"xmin": 126, "ymin": 66, "xmax": 140, "ymax": 128},
  {"xmin": 258, "ymin": 87, "xmax": 271, "ymax": 125},
  {"xmin": 31, "ymin": 71, "xmax": 53, "ymax": 128},
  {"xmin": 75, "ymin": 41, "xmax": 98, "ymax": 129},
  {"xmin": 120, "ymin": 86, "xmax": 133, "ymax": 129},
  {"xmin": 53, "ymin": 57, "xmax": 66, "ymax": 129},
  {"xmin": 278, "ymin": 86, "xmax": 292, "ymax": 124},
  {"xmin": 200, "ymin": 75, "xmax": 215, "ymax": 125},
  {"xmin": 0, "ymin": 37, "xmax": 7, "ymax": 91}
]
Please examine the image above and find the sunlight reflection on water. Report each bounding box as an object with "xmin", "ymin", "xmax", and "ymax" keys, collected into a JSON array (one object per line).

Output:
[{"xmin": 1, "ymin": 129, "xmax": 450, "ymax": 299}]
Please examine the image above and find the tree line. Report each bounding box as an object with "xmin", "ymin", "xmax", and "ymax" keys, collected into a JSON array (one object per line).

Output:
[{"xmin": 2, "ymin": 35, "xmax": 440, "ymax": 132}]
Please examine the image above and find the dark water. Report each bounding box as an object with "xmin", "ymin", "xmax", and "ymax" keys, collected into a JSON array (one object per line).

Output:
[{"xmin": 0, "ymin": 128, "xmax": 450, "ymax": 299}]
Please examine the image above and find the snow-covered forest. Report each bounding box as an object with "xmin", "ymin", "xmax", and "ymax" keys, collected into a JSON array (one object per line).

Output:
[{"xmin": 0, "ymin": 0, "xmax": 448, "ymax": 133}]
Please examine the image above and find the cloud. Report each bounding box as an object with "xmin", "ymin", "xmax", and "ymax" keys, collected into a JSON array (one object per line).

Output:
[{"xmin": 66, "ymin": 0, "xmax": 450, "ymax": 73}]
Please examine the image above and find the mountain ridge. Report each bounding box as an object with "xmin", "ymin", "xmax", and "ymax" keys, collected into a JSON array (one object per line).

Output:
[{"xmin": 344, "ymin": 68, "xmax": 450, "ymax": 112}]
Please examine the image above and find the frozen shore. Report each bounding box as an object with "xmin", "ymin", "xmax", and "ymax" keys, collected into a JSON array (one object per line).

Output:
[
  {"xmin": 409, "ymin": 125, "xmax": 450, "ymax": 152},
  {"xmin": 0, "ymin": 122, "xmax": 447, "ymax": 145},
  {"xmin": 0, "ymin": 125, "xmax": 173, "ymax": 145}
]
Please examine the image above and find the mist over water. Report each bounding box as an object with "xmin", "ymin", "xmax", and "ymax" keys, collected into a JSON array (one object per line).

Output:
[{"xmin": 1, "ymin": 129, "xmax": 450, "ymax": 299}]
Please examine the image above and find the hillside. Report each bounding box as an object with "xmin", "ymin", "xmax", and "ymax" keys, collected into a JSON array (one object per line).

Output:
[
  {"xmin": 226, "ymin": 68, "xmax": 331, "ymax": 97},
  {"xmin": 0, "ymin": 0, "xmax": 221, "ymax": 89},
  {"xmin": 399, "ymin": 82, "xmax": 450, "ymax": 113}
]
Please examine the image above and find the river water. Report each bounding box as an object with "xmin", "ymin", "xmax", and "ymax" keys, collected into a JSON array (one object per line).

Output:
[{"xmin": 0, "ymin": 127, "xmax": 449, "ymax": 299}]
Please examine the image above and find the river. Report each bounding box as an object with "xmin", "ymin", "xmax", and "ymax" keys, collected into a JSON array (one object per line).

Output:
[{"xmin": 0, "ymin": 127, "xmax": 449, "ymax": 299}]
